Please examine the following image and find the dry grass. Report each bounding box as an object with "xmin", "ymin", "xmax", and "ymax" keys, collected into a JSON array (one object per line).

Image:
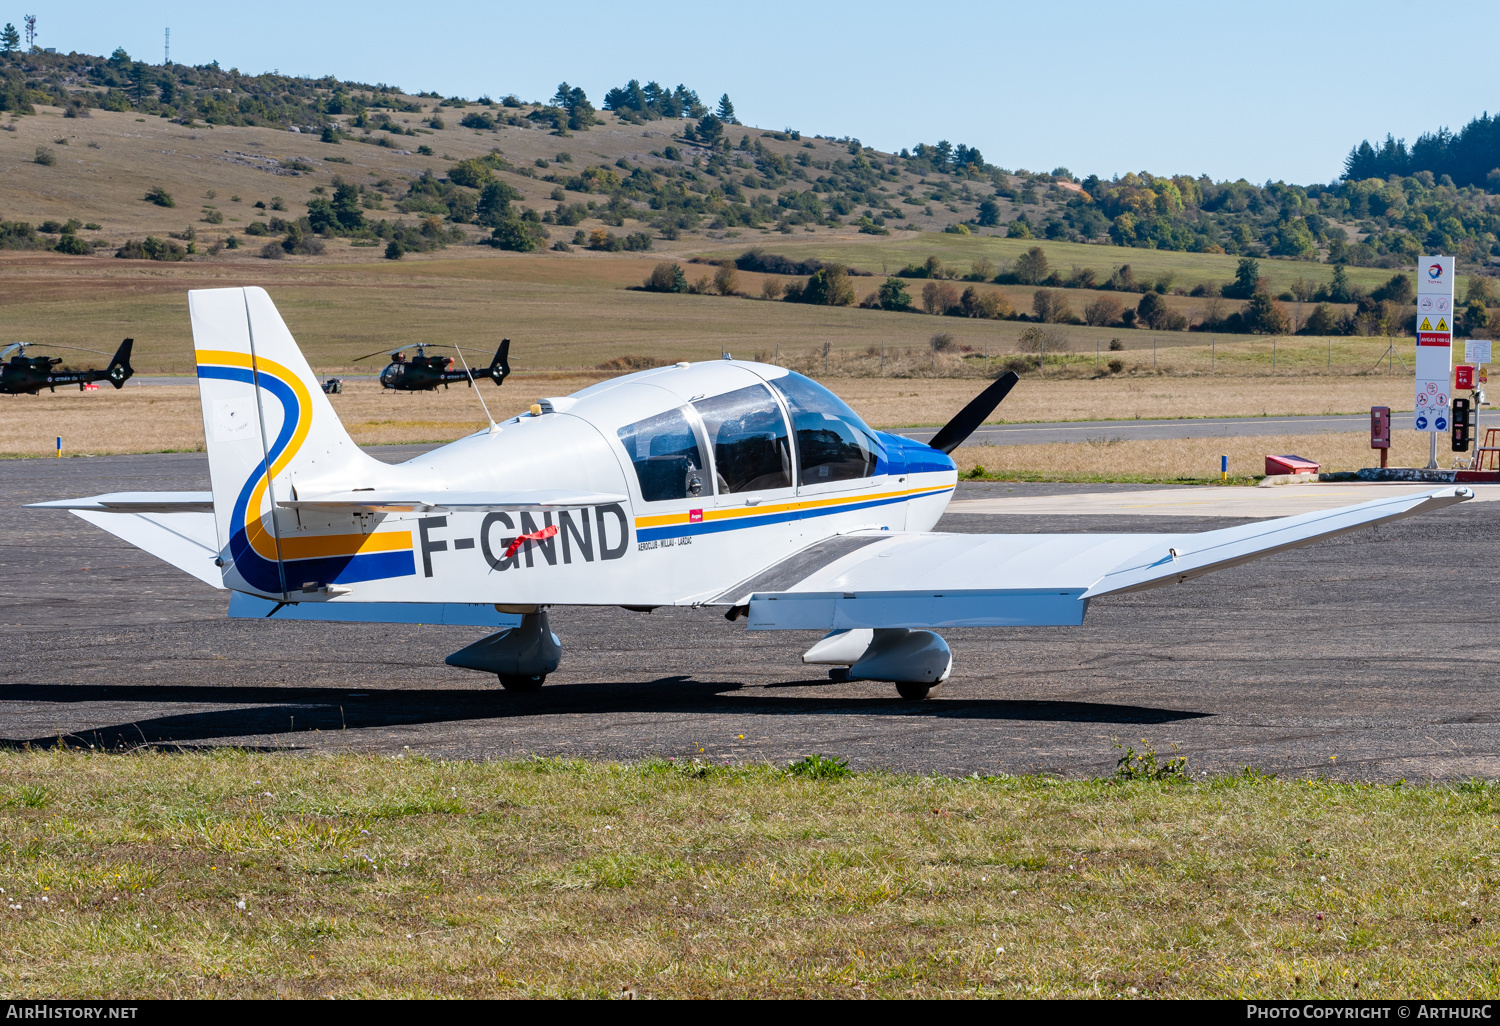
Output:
[
  {"xmin": 3, "ymin": 377, "xmax": 1424, "ymax": 461},
  {"xmin": 951, "ymin": 431, "xmax": 1440, "ymax": 484},
  {"xmin": 1, "ymin": 749, "xmax": 1496, "ymax": 998}
]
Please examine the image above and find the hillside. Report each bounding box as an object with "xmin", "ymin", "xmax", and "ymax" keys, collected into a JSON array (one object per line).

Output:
[{"xmin": 6, "ymin": 46, "xmax": 1500, "ymax": 275}]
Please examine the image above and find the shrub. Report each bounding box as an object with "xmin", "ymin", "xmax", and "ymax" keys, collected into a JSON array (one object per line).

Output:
[
  {"xmin": 1016, "ymin": 325, "xmax": 1069, "ymax": 354},
  {"xmin": 1108, "ymin": 338, "xmax": 1124, "ymax": 351},
  {"xmin": 643, "ymin": 262, "xmax": 688, "ymax": 293},
  {"xmin": 877, "ymin": 277, "xmax": 911, "ymax": 311},
  {"xmin": 202, "ymin": 208, "xmax": 224, "ymax": 224},
  {"xmin": 713, "ymin": 262, "xmax": 739, "ymax": 296},
  {"xmin": 931, "ymin": 332, "xmax": 958, "ymax": 352},
  {"xmin": 385, "ymin": 240, "xmax": 404, "ymax": 260},
  {"xmin": 446, "ymin": 159, "xmax": 494, "ymax": 188},
  {"xmin": 795, "ymin": 265, "xmax": 856, "ymax": 306},
  {"xmin": 489, "ymin": 217, "xmax": 543, "ymax": 252},
  {"xmin": 943, "ymin": 223, "xmax": 970, "ymax": 235},
  {"xmin": 1084, "ymin": 295, "xmax": 1124, "ymax": 326},
  {"xmin": 760, "ymin": 278, "xmax": 784, "ymax": 301},
  {"xmin": 54, "ymin": 234, "xmax": 92, "ymax": 255},
  {"xmin": 1033, "ymin": 288, "xmax": 1072, "ymax": 324},
  {"xmin": 145, "ymin": 186, "xmax": 175, "ymax": 208},
  {"xmin": 1013, "ymin": 245, "xmax": 1049, "ymax": 285},
  {"xmin": 959, "ymin": 286, "xmax": 1010, "ymax": 319},
  {"xmin": 259, "ymin": 241, "xmax": 285, "ymax": 260},
  {"xmin": 921, "ymin": 280, "xmax": 960, "ymax": 315},
  {"xmin": 1302, "ymin": 303, "xmax": 1340, "ymax": 335},
  {"xmin": 1107, "ymin": 358, "xmax": 1124, "ymax": 373},
  {"xmin": 33, "ymin": 145, "xmax": 55, "ymax": 166},
  {"xmin": 116, "ymin": 237, "xmax": 186, "ymax": 261}
]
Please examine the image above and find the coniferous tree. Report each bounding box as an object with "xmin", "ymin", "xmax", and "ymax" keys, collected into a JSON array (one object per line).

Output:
[
  {"xmin": 715, "ymin": 93, "xmax": 736, "ymax": 124},
  {"xmin": 0, "ymin": 23, "xmax": 19, "ymax": 53}
]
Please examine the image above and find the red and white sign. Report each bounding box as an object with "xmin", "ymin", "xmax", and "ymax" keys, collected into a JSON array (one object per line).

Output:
[
  {"xmin": 1415, "ymin": 255, "xmax": 1455, "ymax": 432},
  {"xmin": 1456, "ymin": 365, "xmax": 1475, "ymax": 390}
]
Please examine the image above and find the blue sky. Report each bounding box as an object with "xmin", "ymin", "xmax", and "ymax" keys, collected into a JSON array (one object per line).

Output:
[{"xmin": 20, "ymin": 0, "xmax": 1500, "ymax": 185}]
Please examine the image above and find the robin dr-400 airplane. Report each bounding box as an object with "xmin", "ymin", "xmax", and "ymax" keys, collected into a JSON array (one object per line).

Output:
[{"xmin": 33, "ymin": 288, "xmax": 1473, "ymax": 698}]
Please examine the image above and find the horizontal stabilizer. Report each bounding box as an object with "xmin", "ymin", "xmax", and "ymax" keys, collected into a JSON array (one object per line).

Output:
[
  {"xmin": 69, "ymin": 509, "xmax": 223, "ymax": 589},
  {"xmin": 29, "ymin": 492, "xmax": 214, "ymax": 514},
  {"xmin": 228, "ymin": 592, "xmax": 523, "ymax": 626},
  {"xmin": 741, "ymin": 487, "xmax": 1472, "ymax": 630},
  {"xmin": 279, "ymin": 489, "xmax": 627, "ymax": 513}
]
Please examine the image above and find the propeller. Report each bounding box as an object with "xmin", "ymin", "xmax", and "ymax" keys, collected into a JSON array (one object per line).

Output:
[{"xmin": 926, "ymin": 371, "xmax": 1020, "ymax": 454}]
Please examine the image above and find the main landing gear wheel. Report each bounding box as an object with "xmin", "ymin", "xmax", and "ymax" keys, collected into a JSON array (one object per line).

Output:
[
  {"xmin": 498, "ymin": 673, "xmax": 546, "ymax": 692},
  {"xmin": 895, "ymin": 681, "xmax": 940, "ymax": 701}
]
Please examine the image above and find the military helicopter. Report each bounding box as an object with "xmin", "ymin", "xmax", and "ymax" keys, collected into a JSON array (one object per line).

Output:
[
  {"xmin": 1, "ymin": 339, "xmax": 134, "ymax": 395},
  {"xmin": 358, "ymin": 341, "xmax": 511, "ymax": 392}
]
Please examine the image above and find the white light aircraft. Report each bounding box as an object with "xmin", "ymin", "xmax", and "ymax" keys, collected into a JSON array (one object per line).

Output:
[{"xmin": 33, "ymin": 288, "xmax": 1473, "ymax": 698}]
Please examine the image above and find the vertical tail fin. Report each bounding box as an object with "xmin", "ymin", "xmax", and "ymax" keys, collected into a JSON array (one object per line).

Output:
[
  {"xmin": 105, "ymin": 338, "xmax": 133, "ymax": 389},
  {"xmin": 487, "ymin": 338, "xmax": 511, "ymax": 386},
  {"xmin": 191, "ymin": 286, "xmax": 386, "ymax": 597}
]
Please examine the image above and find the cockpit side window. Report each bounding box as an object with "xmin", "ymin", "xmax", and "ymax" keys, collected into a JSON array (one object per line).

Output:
[
  {"xmin": 768, "ymin": 371, "xmax": 881, "ymax": 485},
  {"xmin": 617, "ymin": 408, "xmax": 708, "ymax": 502},
  {"xmin": 692, "ymin": 384, "xmax": 793, "ymax": 493}
]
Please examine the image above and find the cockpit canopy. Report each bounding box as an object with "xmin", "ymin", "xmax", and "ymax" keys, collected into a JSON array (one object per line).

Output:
[{"xmin": 612, "ymin": 368, "xmax": 882, "ymax": 503}]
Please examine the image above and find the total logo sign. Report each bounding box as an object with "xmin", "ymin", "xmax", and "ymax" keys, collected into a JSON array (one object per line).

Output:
[{"xmin": 1418, "ymin": 254, "xmax": 1455, "ymax": 296}]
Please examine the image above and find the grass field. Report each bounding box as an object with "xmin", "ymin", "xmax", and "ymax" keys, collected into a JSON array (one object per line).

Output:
[
  {"xmin": 1, "ymin": 750, "xmax": 1495, "ymax": 998},
  {"xmin": 1, "ymin": 376, "xmax": 1425, "ymax": 461}
]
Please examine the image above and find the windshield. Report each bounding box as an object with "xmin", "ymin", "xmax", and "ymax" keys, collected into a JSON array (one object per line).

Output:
[
  {"xmin": 617, "ymin": 407, "xmax": 708, "ymax": 502},
  {"xmin": 768, "ymin": 371, "xmax": 881, "ymax": 485},
  {"xmin": 693, "ymin": 384, "xmax": 793, "ymax": 493}
]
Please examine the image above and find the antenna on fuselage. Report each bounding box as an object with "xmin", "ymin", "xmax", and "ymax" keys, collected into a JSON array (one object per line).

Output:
[{"xmin": 451, "ymin": 343, "xmax": 501, "ymax": 434}]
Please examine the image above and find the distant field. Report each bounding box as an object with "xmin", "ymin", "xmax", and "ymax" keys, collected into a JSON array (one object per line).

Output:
[
  {"xmin": 2, "ymin": 376, "xmax": 1422, "ymax": 460},
  {"xmin": 2, "ymin": 750, "xmax": 1496, "ymax": 998},
  {"xmin": 693, "ymin": 234, "xmax": 1433, "ymax": 296},
  {"xmin": 0, "ymin": 253, "xmax": 1424, "ymax": 379}
]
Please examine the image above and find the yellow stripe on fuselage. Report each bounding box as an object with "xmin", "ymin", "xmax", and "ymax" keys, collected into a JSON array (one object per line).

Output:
[
  {"xmin": 278, "ymin": 530, "xmax": 413, "ymax": 562},
  {"xmin": 633, "ymin": 482, "xmax": 952, "ymax": 530}
]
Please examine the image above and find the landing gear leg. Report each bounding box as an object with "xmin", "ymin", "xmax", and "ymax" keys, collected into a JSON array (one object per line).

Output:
[{"xmin": 445, "ymin": 610, "xmax": 561, "ymax": 689}]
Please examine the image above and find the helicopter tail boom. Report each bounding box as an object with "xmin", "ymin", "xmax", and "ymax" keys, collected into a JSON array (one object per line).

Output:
[{"xmin": 105, "ymin": 337, "xmax": 134, "ymax": 389}]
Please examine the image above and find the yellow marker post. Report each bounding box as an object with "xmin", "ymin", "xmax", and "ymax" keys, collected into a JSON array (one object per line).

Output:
[
  {"xmin": 55, "ymin": 436, "xmax": 61, "ymax": 458},
  {"xmin": 1220, "ymin": 454, "xmax": 1227, "ymax": 481}
]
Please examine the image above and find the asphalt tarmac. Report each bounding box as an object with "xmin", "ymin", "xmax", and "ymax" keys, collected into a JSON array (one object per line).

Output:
[{"xmin": 3, "ymin": 450, "xmax": 1498, "ymax": 781}]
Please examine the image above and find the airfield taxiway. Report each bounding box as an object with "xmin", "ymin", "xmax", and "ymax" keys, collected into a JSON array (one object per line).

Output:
[{"xmin": 3, "ymin": 449, "xmax": 1498, "ymax": 780}]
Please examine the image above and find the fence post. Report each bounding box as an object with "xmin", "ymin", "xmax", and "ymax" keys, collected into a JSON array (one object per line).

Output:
[
  {"xmin": 880, "ymin": 342, "xmax": 884, "ymax": 376},
  {"xmin": 1095, "ymin": 337, "xmax": 1099, "ymax": 370},
  {"xmin": 1327, "ymin": 337, "xmax": 1331, "ymax": 370},
  {"xmin": 1153, "ymin": 336, "xmax": 1157, "ymax": 371},
  {"xmin": 1273, "ymin": 336, "xmax": 1277, "ymax": 372},
  {"xmin": 1212, "ymin": 336, "xmax": 1215, "ymax": 373}
]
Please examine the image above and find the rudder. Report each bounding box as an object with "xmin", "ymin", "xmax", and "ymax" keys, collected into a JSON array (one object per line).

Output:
[{"xmin": 191, "ymin": 286, "xmax": 387, "ymax": 597}]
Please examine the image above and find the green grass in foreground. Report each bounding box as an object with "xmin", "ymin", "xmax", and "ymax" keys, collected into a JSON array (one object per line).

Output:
[{"xmin": 1, "ymin": 750, "xmax": 1497, "ymax": 998}]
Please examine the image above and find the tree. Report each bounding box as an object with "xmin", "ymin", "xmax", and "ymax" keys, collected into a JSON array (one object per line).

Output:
[
  {"xmin": 1241, "ymin": 290, "xmax": 1290, "ymax": 335},
  {"xmin": 878, "ymin": 277, "xmax": 911, "ymax": 311},
  {"xmin": 1302, "ymin": 303, "xmax": 1340, "ymax": 335},
  {"xmin": 713, "ymin": 261, "xmax": 739, "ymax": 296},
  {"xmin": 0, "ymin": 24, "xmax": 19, "ymax": 53},
  {"xmin": 490, "ymin": 217, "xmax": 541, "ymax": 252},
  {"xmin": 798, "ymin": 265, "xmax": 855, "ymax": 305},
  {"xmin": 644, "ymin": 262, "xmax": 688, "ymax": 292},
  {"xmin": 331, "ymin": 179, "xmax": 364, "ymax": 230},
  {"xmin": 1084, "ymin": 295, "xmax": 1123, "ymax": 326},
  {"xmin": 1462, "ymin": 298, "xmax": 1490, "ymax": 336},
  {"xmin": 476, "ymin": 180, "xmax": 519, "ymax": 227},
  {"xmin": 696, "ymin": 113, "xmax": 723, "ymax": 148},
  {"xmin": 976, "ymin": 198, "xmax": 1001, "ymax": 227},
  {"xmin": 1013, "ymin": 245, "xmax": 1049, "ymax": 285},
  {"xmin": 1033, "ymin": 289, "xmax": 1071, "ymax": 324},
  {"xmin": 1371, "ymin": 272, "xmax": 1413, "ymax": 305},
  {"xmin": 921, "ymin": 281, "xmax": 959, "ymax": 314},
  {"xmin": 1224, "ymin": 257, "xmax": 1260, "ymax": 299},
  {"xmin": 715, "ymin": 93, "xmax": 737, "ymax": 124}
]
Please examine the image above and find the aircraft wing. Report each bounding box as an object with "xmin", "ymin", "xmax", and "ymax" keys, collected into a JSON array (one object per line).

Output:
[
  {"xmin": 278, "ymin": 489, "xmax": 628, "ymax": 513},
  {"xmin": 725, "ymin": 487, "xmax": 1472, "ymax": 630}
]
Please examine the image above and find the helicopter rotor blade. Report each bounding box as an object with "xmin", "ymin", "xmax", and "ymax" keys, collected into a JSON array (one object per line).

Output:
[
  {"xmin": 2, "ymin": 342, "xmax": 114, "ymax": 359},
  {"xmin": 353, "ymin": 343, "xmax": 419, "ymax": 362}
]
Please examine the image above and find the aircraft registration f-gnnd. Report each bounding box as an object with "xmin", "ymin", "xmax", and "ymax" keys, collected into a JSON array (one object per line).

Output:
[{"xmin": 34, "ymin": 287, "xmax": 1473, "ymax": 699}]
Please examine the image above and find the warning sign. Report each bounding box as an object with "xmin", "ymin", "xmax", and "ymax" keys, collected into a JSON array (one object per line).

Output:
[
  {"xmin": 1418, "ymin": 332, "xmax": 1452, "ymax": 347},
  {"xmin": 1420, "ymin": 317, "xmax": 1433, "ymax": 331},
  {"xmin": 1436, "ymin": 317, "xmax": 1449, "ymax": 332}
]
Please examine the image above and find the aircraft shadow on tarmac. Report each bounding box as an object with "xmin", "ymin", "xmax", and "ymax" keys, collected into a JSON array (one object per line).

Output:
[{"xmin": 0, "ymin": 679, "xmax": 1209, "ymax": 750}]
